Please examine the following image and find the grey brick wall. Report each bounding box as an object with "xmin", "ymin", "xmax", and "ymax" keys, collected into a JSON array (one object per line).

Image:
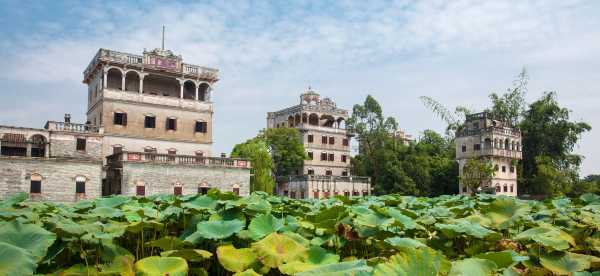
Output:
[
  {"xmin": 0, "ymin": 157, "xmax": 102, "ymax": 202},
  {"xmin": 121, "ymin": 162, "xmax": 250, "ymax": 196},
  {"xmin": 50, "ymin": 135, "xmax": 102, "ymax": 160}
]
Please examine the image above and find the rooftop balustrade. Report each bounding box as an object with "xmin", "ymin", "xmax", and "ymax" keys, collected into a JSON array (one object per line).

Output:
[
  {"xmin": 107, "ymin": 151, "xmax": 251, "ymax": 169},
  {"xmin": 44, "ymin": 121, "xmax": 102, "ymax": 134}
]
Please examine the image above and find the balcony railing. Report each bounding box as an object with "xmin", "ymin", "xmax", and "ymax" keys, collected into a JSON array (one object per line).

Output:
[
  {"xmin": 107, "ymin": 151, "xmax": 251, "ymax": 169},
  {"xmin": 457, "ymin": 126, "xmax": 521, "ymax": 138},
  {"xmin": 279, "ymin": 175, "xmax": 370, "ymax": 183},
  {"xmin": 44, "ymin": 121, "xmax": 101, "ymax": 134}
]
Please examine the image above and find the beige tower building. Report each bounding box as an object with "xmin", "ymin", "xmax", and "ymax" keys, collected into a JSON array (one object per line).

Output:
[
  {"xmin": 267, "ymin": 89, "xmax": 370, "ymax": 199},
  {"xmin": 456, "ymin": 112, "xmax": 522, "ymax": 196}
]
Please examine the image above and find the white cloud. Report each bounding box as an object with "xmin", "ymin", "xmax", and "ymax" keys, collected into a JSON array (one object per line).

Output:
[{"xmin": 1, "ymin": 0, "xmax": 599, "ymax": 174}]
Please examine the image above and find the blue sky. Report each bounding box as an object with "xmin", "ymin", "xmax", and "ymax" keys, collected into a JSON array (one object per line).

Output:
[{"xmin": 1, "ymin": 0, "xmax": 599, "ymax": 175}]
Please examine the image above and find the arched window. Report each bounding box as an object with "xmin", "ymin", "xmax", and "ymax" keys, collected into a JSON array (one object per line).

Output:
[
  {"xmin": 232, "ymin": 184, "xmax": 240, "ymax": 196},
  {"xmin": 75, "ymin": 176, "xmax": 86, "ymax": 194},
  {"xmin": 287, "ymin": 116, "xmax": 294, "ymax": 127},
  {"xmin": 510, "ymin": 185, "xmax": 514, "ymax": 193},
  {"xmin": 503, "ymin": 184, "xmax": 508, "ymax": 192},
  {"xmin": 198, "ymin": 182, "xmax": 209, "ymax": 195},
  {"xmin": 107, "ymin": 68, "xmax": 123, "ymax": 90},
  {"xmin": 173, "ymin": 182, "xmax": 183, "ymax": 196},
  {"xmin": 136, "ymin": 181, "xmax": 145, "ymax": 196},
  {"xmin": 362, "ymin": 190, "xmax": 369, "ymax": 196},
  {"xmin": 308, "ymin": 114, "xmax": 319, "ymax": 126},
  {"xmin": 30, "ymin": 134, "xmax": 47, "ymax": 157},
  {"xmin": 313, "ymin": 190, "xmax": 319, "ymax": 198},
  {"xmin": 124, "ymin": 71, "xmax": 140, "ymax": 92},
  {"xmin": 294, "ymin": 114, "xmax": 301, "ymax": 125},
  {"xmin": 198, "ymin": 83, "xmax": 210, "ymax": 101},
  {"xmin": 494, "ymin": 139, "xmax": 499, "ymax": 149},
  {"xmin": 30, "ymin": 174, "xmax": 42, "ymax": 194},
  {"xmin": 344, "ymin": 190, "xmax": 350, "ymax": 197},
  {"xmin": 302, "ymin": 113, "xmax": 308, "ymax": 123},
  {"xmin": 352, "ymin": 190, "xmax": 360, "ymax": 196},
  {"xmin": 484, "ymin": 138, "xmax": 492, "ymax": 149},
  {"xmin": 183, "ymin": 81, "xmax": 196, "ymax": 100},
  {"xmin": 505, "ymin": 139, "xmax": 510, "ymax": 150}
]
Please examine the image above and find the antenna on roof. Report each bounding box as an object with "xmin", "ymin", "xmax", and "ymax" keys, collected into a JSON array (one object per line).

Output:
[{"xmin": 161, "ymin": 25, "xmax": 165, "ymax": 50}]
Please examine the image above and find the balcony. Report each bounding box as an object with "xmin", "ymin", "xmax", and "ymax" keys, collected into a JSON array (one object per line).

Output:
[
  {"xmin": 456, "ymin": 126, "xmax": 521, "ymax": 138},
  {"xmin": 457, "ymin": 148, "xmax": 522, "ymax": 160},
  {"xmin": 103, "ymin": 89, "xmax": 212, "ymax": 112},
  {"xmin": 297, "ymin": 123, "xmax": 349, "ymax": 135},
  {"xmin": 107, "ymin": 151, "xmax": 251, "ymax": 169},
  {"xmin": 84, "ymin": 49, "xmax": 219, "ymax": 81},
  {"xmin": 45, "ymin": 121, "xmax": 102, "ymax": 134}
]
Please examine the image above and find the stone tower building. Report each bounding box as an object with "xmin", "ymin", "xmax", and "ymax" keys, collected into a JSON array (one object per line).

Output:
[
  {"xmin": 83, "ymin": 48, "xmax": 216, "ymax": 158},
  {"xmin": 267, "ymin": 89, "xmax": 370, "ymax": 199},
  {"xmin": 455, "ymin": 112, "xmax": 522, "ymax": 196}
]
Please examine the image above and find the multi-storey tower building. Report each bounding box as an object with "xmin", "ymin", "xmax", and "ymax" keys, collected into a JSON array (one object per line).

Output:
[
  {"xmin": 267, "ymin": 89, "xmax": 370, "ymax": 199},
  {"xmin": 455, "ymin": 112, "xmax": 522, "ymax": 196},
  {"xmin": 83, "ymin": 47, "xmax": 216, "ymax": 158}
]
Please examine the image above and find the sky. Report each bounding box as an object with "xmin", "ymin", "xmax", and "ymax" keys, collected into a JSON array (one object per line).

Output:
[{"xmin": 0, "ymin": 0, "xmax": 599, "ymax": 175}]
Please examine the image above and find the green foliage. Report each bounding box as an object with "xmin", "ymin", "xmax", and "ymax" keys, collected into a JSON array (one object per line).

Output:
[
  {"xmin": 1, "ymin": 193, "xmax": 599, "ymax": 275},
  {"xmin": 488, "ymin": 68, "xmax": 528, "ymax": 126},
  {"xmin": 460, "ymin": 158, "xmax": 496, "ymax": 196},
  {"xmin": 231, "ymin": 137, "xmax": 275, "ymax": 194},
  {"xmin": 261, "ymin": 127, "xmax": 307, "ymax": 176},
  {"xmin": 520, "ymin": 92, "xmax": 591, "ymax": 196},
  {"xmin": 349, "ymin": 96, "xmax": 457, "ymax": 196}
]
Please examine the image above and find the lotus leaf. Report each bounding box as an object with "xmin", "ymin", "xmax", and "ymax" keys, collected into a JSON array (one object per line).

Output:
[
  {"xmin": 384, "ymin": 237, "xmax": 427, "ymax": 249},
  {"xmin": 0, "ymin": 242, "xmax": 36, "ymax": 276},
  {"xmin": 248, "ymin": 213, "xmax": 283, "ymax": 240},
  {"xmin": 296, "ymin": 259, "xmax": 373, "ymax": 276},
  {"xmin": 373, "ymin": 247, "xmax": 451, "ymax": 276},
  {"xmin": 194, "ymin": 219, "xmax": 245, "ymax": 240},
  {"xmin": 449, "ymin": 258, "xmax": 498, "ymax": 276},
  {"xmin": 146, "ymin": 236, "xmax": 184, "ymax": 251},
  {"xmin": 161, "ymin": 249, "xmax": 212, "ymax": 262},
  {"xmin": 0, "ymin": 220, "xmax": 56, "ymax": 261},
  {"xmin": 481, "ymin": 197, "xmax": 530, "ymax": 229},
  {"xmin": 233, "ymin": 268, "xmax": 262, "ymax": 276},
  {"xmin": 134, "ymin": 256, "xmax": 188, "ymax": 276},
  {"xmin": 436, "ymin": 219, "xmax": 496, "ymax": 239},
  {"xmin": 475, "ymin": 250, "xmax": 529, "ymax": 269},
  {"xmin": 252, "ymin": 232, "xmax": 307, "ymax": 268},
  {"xmin": 515, "ymin": 225, "xmax": 575, "ymax": 250},
  {"xmin": 540, "ymin": 252, "xmax": 599, "ymax": 274},
  {"xmin": 217, "ymin": 244, "xmax": 257, "ymax": 272},
  {"xmin": 279, "ymin": 246, "xmax": 340, "ymax": 274}
]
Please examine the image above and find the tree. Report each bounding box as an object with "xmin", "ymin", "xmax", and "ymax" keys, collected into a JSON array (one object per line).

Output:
[
  {"xmin": 231, "ymin": 138, "xmax": 275, "ymax": 194},
  {"xmin": 419, "ymin": 96, "xmax": 472, "ymax": 135},
  {"xmin": 260, "ymin": 127, "xmax": 307, "ymax": 177},
  {"xmin": 488, "ymin": 68, "xmax": 528, "ymax": 126},
  {"xmin": 460, "ymin": 158, "xmax": 495, "ymax": 196},
  {"xmin": 519, "ymin": 92, "xmax": 591, "ymax": 195}
]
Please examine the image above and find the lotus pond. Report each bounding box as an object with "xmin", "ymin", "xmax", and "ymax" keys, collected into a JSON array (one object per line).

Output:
[{"xmin": 1, "ymin": 191, "xmax": 599, "ymax": 275}]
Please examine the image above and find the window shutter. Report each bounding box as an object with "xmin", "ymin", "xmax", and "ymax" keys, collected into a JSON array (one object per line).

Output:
[
  {"xmin": 122, "ymin": 113, "xmax": 127, "ymax": 126},
  {"xmin": 173, "ymin": 119, "xmax": 177, "ymax": 131}
]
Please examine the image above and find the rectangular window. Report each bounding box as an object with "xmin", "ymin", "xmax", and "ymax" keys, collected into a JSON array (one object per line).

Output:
[
  {"xmin": 343, "ymin": 138, "xmax": 349, "ymax": 146},
  {"xmin": 474, "ymin": 144, "xmax": 481, "ymax": 151},
  {"xmin": 341, "ymin": 155, "xmax": 347, "ymax": 163},
  {"xmin": 510, "ymin": 166, "xmax": 515, "ymax": 173},
  {"xmin": 290, "ymin": 191, "xmax": 296, "ymax": 199},
  {"xmin": 199, "ymin": 187, "xmax": 209, "ymax": 195},
  {"xmin": 76, "ymin": 181, "xmax": 85, "ymax": 194},
  {"xmin": 136, "ymin": 185, "xmax": 145, "ymax": 196},
  {"xmin": 325, "ymin": 170, "xmax": 332, "ymax": 176},
  {"xmin": 195, "ymin": 121, "xmax": 207, "ymax": 133},
  {"xmin": 313, "ymin": 191, "xmax": 319, "ymax": 198},
  {"xmin": 322, "ymin": 136, "xmax": 327, "ymax": 144},
  {"xmin": 328, "ymin": 153, "xmax": 334, "ymax": 161},
  {"xmin": 174, "ymin": 186, "xmax": 182, "ymax": 196},
  {"xmin": 113, "ymin": 112, "xmax": 127, "ymax": 126},
  {"xmin": 113, "ymin": 146, "xmax": 122, "ymax": 154},
  {"xmin": 329, "ymin": 137, "xmax": 335, "ymax": 145},
  {"xmin": 307, "ymin": 169, "xmax": 314, "ymax": 175},
  {"xmin": 307, "ymin": 135, "xmax": 314, "ymax": 143},
  {"xmin": 144, "ymin": 116, "xmax": 156, "ymax": 128},
  {"xmin": 320, "ymin": 152, "xmax": 327, "ymax": 161},
  {"xmin": 166, "ymin": 118, "xmax": 177, "ymax": 131},
  {"xmin": 342, "ymin": 171, "xmax": 348, "ymax": 176},
  {"xmin": 502, "ymin": 166, "xmax": 506, "ymax": 172},
  {"xmin": 462, "ymin": 145, "xmax": 467, "ymax": 152},
  {"xmin": 30, "ymin": 180, "xmax": 41, "ymax": 193},
  {"xmin": 510, "ymin": 185, "xmax": 514, "ymax": 192},
  {"xmin": 233, "ymin": 187, "xmax": 240, "ymax": 196},
  {"xmin": 76, "ymin": 138, "xmax": 86, "ymax": 151},
  {"xmin": 300, "ymin": 191, "xmax": 305, "ymax": 199},
  {"xmin": 307, "ymin": 152, "xmax": 313, "ymax": 160}
]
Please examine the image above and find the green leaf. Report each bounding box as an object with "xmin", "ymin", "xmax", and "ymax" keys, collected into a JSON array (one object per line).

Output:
[
  {"xmin": 134, "ymin": 256, "xmax": 188, "ymax": 276},
  {"xmin": 436, "ymin": 219, "xmax": 496, "ymax": 239},
  {"xmin": 481, "ymin": 197, "xmax": 530, "ymax": 229},
  {"xmin": 161, "ymin": 249, "xmax": 212, "ymax": 262},
  {"xmin": 0, "ymin": 220, "xmax": 56, "ymax": 262},
  {"xmin": 449, "ymin": 258, "xmax": 497, "ymax": 276},
  {"xmin": 539, "ymin": 252, "xmax": 598, "ymax": 274},
  {"xmin": 193, "ymin": 219, "xmax": 245, "ymax": 240},
  {"xmin": 91, "ymin": 206, "xmax": 124, "ymax": 218},
  {"xmin": 0, "ymin": 242, "xmax": 36, "ymax": 276},
  {"xmin": 217, "ymin": 244, "xmax": 257, "ymax": 272},
  {"xmin": 279, "ymin": 246, "xmax": 340, "ymax": 275},
  {"xmin": 373, "ymin": 247, "xmax": 451, "ymax": 276},
  {"xmin": 0, "ymin": 192, "xmax": 28, "ymax": 208},
  {"xmin": 146, "ymin": 236, "xmax": 184, "ymax": 251},
  {"xmin": 384, "ymin": 237, "xmax": 427, "ymax": 249},
  {"xmin": 515, "ymin": 225, "xmax": 575, "ymax": 250},
  {"xmin": 251, "ymin": 232, "xmax": 307, "ymax": 268},
  {"xmin": 233, "ymin": 269, "xmax": 262, "ymax": 276},
  {"xmin": 296, "ymin": 260, "xmax": 373, "ymax": 276},
  {"xmin": 475, "ymin": 250, "xmax": 529, "ymax": 269},
  {"xmin": 248, "ymin": 213, "xmax": 283, "ymax": 240}
]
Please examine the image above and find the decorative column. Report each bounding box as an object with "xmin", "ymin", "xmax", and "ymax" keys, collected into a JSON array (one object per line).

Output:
[
  {"xmin": 139, "ymin": 73, "xmax": 147, "ymax": 94},
  {"xmin": 206, "ymin": 87, "xmax": 212, "ymax": 102},
  {"xmin": 121, "ymin": 74, "xmax": 126, "ymax": 91},
  {"xmin": 44, "ymin": 143, "xmax": 49, "ymax": 158},
  {"xmin": 195, "ymin": 83, "xmax": 199, "ymax": 101},
  {"xmin": 26, "ymin": 143, "xmax": 32, "ymax": 157},
  {"xmin": 103, "ymin": 68, "xmax": 108, "ymax": 89},
  {"xmin": 177, "ymin": 78, "xmax": 184, "ymax": 99}
]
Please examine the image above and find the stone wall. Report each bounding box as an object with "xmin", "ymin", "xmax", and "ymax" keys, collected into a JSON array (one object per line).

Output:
[
  {"xmin": 50, "ymin": 133, "xmax": 103, "ymax": 159},
  {"xmin": 0, "ymin": 157, "xmax": 102, "ymax": 202},
  {"xmin": 120, "ymin": 162, "xmax": 250, "ymax": 196}
]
